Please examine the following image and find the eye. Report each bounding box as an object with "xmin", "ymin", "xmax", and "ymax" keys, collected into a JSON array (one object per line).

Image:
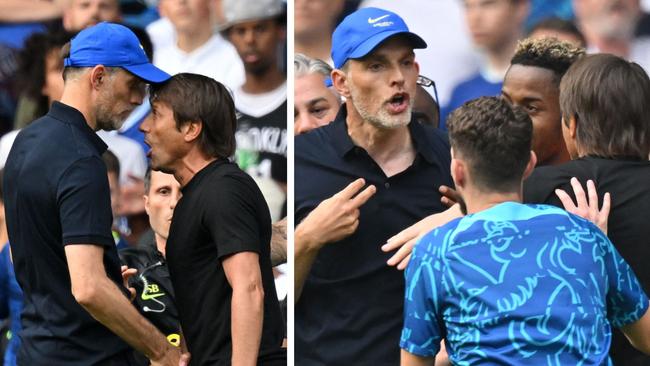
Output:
[
  {"xmin": 157, "ymin": 188, "xmax": 170, "ymax": 195},
  {"xmin": 368, "ymin": 63, "xmax": 383, "ymax": 71},
  {"xmin": 402, "ymin": 59, "xmax": 414, "ymax": 67}
]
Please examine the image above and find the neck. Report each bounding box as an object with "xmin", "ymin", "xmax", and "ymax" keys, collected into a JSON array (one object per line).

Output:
[
  {"xmin": 485, "ymin": 37, "xmax": 520, "ymax": 74},
  {"xmin": 171, "ymin": 148, "xmax": 217, "ymax": 188},
  {"xmin": 59, "ymin": 85, "xmax": 96, "ymax": 130},
  {"xmin": 295, "ymin": 34, "xmax": 332, "ymax": 63},
  {"xmin": 542, "ymin": 148, "xmax": 571, "ymax": 167},
  {"xmin": 346, "ymin": 104, "xmax": 415, "ymax": 177},
  {"xmin": 242, "ymin": 66, "xmax": 285, "ymax": 94},
  {"xmin": 585, "ymin": 32, "xmax": 630, "ymax": 57},
  {"xmin": 176, "ymin": 26, "xmax": 213, "ymax": 53},
  {"xmin": 462, "ymin": 187, "xmax": 522, "ymax": 215},
  {"xmin": 154, "ymin": 233, "xmax": 166, "ymax": 257}
]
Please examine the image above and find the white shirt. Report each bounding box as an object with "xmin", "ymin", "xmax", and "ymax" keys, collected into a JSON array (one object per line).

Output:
[
  {"xmin": 153, "ymin": 33, "xmax": 245, "ymax": 91},
  {"xmin": 97, "ymin": 131, "xmax": 148, "ymax": 185}
]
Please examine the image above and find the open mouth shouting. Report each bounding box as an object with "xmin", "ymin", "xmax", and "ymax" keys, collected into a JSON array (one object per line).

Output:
[{"xmin": 386, "ymin": 92, "xmax": 410, "ymax": 114}]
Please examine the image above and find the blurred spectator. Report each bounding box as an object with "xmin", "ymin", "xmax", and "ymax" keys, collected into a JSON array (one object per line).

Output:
[
  {"xmin": 153, "ymin": 0, "xmax": 244, "ymax": 90},
  {"xmin": 529, "ymin": 17, "xmax": 586, "ymax": 46},
  {"xmin": 102, "ymin": 150, "xmax": 130, "ymax": 250},
  {"xmin": 62, "ymin": 0, "xmax": 122, "ymax": 32},
  {"xmin": 441, "ymin": 0, "xmax": 529, "ymax": 128},
  {"xmin": 526, "ymin": 0, "xmax": 574, "ymax": 29},
  {"xmin": 0, "ymin": 30, "xmax": 73, "ymax": 168},
  {"xmin": 360, "ymin": 0, "xmax": 480, "ymax": 110},
  {"xmin": 0, "ymin": 170, "xmax": 22, "ymax": 366},
  {"xmin": 574, "ymin": 0, "xmax": 650, "ymax": 71},
  {"xmin": 223, "ymin": 0, "xmax": 287, "ymax": 221},
  {"xmin": 294, "ymin": 53, "xmax": 340, "ymax": 135},
  {"xmin": 413, "ymin": 82, "xmax": 440, "ymax": 128},
  {"xmin": 0, "ymin": 1, "xmax": 63, "ymax": 23},
  {"xmin": 294, "ymin": 0, "xmax": 345, "ymax": 65},
  {"xmin": 502, "ymin": 37, "xmax": 585, "ymax": 166}
]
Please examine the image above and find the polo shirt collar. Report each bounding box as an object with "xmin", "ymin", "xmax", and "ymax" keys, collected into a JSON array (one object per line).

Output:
[
  {"xmin": 330, "ymin": 103, "xmax": 440, "ymax": 165},
  {"xmin": 48, "ymin": 101, "xmax": 108, "ymax": 154}
]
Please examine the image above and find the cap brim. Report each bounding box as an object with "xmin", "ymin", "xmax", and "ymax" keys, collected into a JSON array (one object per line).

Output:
[
  {"xmin": 349, "ymin": 30, "xmax": 427, "ymax": 61},
  {"xmin": 124, "ymin": 63, "xmax": 171, "ymax": 84}
]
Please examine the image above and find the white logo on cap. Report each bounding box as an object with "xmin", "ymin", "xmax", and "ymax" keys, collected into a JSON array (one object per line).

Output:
[{"xmin": 368, "ymin": 14, "xmax": 390, "ymax": 24}]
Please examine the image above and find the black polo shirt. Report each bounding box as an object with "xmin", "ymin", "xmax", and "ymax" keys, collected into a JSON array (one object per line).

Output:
[
  {"xmin": 295, "ymin": 107, "xmax": 454, "ymax": 365},
  {"xmin": 524, "ymin": 156, "xmax": 650, "ymax": 366},
  {"xmin": 166, "ymin": 159, "xmax": 285, "ymax": 365},
  {"xmin": 3, "ymin": 102, "xmax": 130, "ymax": 365}
]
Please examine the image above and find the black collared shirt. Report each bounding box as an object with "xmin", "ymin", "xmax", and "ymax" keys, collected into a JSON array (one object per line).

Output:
[
  {"xmin": 295, "ymin": 107, "xmax": 454, "ymax": 365},
  {"xmin": 3, "ymin": 101, "xmax": 130, "ymax": 365}
]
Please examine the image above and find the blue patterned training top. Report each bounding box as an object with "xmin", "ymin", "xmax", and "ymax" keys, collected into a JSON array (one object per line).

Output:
[{"xmin": 401, "ymin": 202, "xmax": 649, "ymax": 366}]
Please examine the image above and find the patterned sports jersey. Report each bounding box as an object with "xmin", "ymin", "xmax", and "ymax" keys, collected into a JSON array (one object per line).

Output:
[{"xmin": 401, "ymin": 202, "xmax": 649, "ymax": 365}]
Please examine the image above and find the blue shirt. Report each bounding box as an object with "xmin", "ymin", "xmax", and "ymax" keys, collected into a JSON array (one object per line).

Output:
[
  {"xmin": 441, "ymin": 72, "xmax": 502, "ymax": 130},
  {"xmin": 0, "ymin": 243, "xmax": 22, "ymax": 366},
  {"xmin": 295, "ymin": 106, "xmax": 454, "ymax": 365},
  {"xmin": 401, "ymin": 202, "xmax": 648, "ymax": 365}
]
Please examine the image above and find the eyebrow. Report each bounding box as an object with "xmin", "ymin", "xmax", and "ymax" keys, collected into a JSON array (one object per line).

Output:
[{"xmin": 307, "ymin": 97, "xmax": 330, "ymax": 106}]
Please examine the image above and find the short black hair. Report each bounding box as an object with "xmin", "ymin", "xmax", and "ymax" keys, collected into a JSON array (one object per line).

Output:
[
  {"xmin": 149, "ymin": 73, "xmax": 238, "ymax": 159},
  {"xmin": 447, "ymin": 96, "xmax": 532, "ymax": 193},
  {"xmin": 510, "ymin": 37, "xmax": 585, "ymax": 83},
  {"xmin": 560, "ymin": 53, "xmax": 650, "ymax": 159}
]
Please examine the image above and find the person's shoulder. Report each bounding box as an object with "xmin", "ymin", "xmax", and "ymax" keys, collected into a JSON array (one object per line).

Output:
[
  {"xmin": 295, "ymin": 121, "xmax": 339, "ymax": 159},
  {"xmin": 415, "ymin": 216, "xmax": 464, "ymax": 255},
  {"xmin": 118, "ymin": 246, "xmax": 156, "ymax": 269}
]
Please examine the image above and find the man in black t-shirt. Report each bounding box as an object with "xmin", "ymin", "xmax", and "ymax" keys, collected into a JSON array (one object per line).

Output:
[
  {"xmin": 140, "ymin": 73, "xmax": 285, "ymax": 365},
  {"xmin": 523, "ymin": 53, "xmax": 650, "ymax": 366},
  {"xmin": 3, "ymin": 23, "xmax": 186, "ymax": 365}
]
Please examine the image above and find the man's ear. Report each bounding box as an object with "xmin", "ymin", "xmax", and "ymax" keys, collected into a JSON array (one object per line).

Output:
[
  {"xmin": 568, "ymin": 114, "xmax": 578, "ymax": 139},
  {"xmin": 89, "ymin": 65, "xmax": 107, "ymax": 91},
  {"xmin": 522, "ymin": 150, "xmax": 537, "ymax": 180},
  {"xmin": 182, "ymin": 120, "xmax": 202, "ymax": 143},
  {"xmin": 331, "ymin": 69, "xmax": 350, "ymax": 98},
  {"xmin": 451, "ymin": 157, "xmax": 466, "ymax": 190}
]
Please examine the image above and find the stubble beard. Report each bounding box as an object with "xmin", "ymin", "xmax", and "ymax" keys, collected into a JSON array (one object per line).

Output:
[
  {"xmin": 348, "ymin": 81, "xmax": 412, "ymax": 129},
  {"xmin": 95, "ymin": 89, "xmax": 124, "ymax": 131}
]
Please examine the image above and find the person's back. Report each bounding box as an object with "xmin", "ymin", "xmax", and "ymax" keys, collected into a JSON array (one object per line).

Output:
[
  {"xmin": 4, "ymin": 107, "xmax": 129, "ymax": 364},
  {"xmin": 523, "ymin": 53, "xmax": 650, "ymax": 365},
  {"xmin": 403, "ymin": 201, "xmax": 647, "ymax": 364}
]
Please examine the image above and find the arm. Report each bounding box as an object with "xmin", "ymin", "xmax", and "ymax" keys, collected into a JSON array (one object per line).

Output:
[
  {"xmin": 65, "ymin": 244, "xmax": 187, "ymax": 366},
  {"xmin": 621, "ymin": 304, "xmax": 650, "ymax": 354},
  {"xmin": 381, "ymin": 204, "xmax": 463, "ymax": 270},
  {"xmin": 401, "ymin": 349, "xmax": 435, "ymax": 366},
  {"xmin": 270, "ymin": 217, "xmax": 287, "ymax": 266},
  {"xmin": 222, "ymin": 251, "xmax": 264, "ymax": 366},
  {"xmin": 294, "ymin": 178, "xmax": 376, "ymax": 302},
  {"xmin": 0, "ymin": 0, "xmax": 64, "ymax": 22}
]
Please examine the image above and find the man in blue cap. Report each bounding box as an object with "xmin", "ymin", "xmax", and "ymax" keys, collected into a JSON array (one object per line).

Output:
[
  {"xmin": 3, "ymin": 22, "xmax": 188, "ymax": 365},
  {"xmin": 294, "ymin": 7, "xmax": 454, "ymax": 365}
]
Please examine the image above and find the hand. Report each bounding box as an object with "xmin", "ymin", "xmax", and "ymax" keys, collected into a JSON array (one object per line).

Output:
[
  {"xmin": 439, "ymin": 185, "xmax": 460, "ymax": 208},
  {"xmin": 296, "ymin": 178, "xmax": 376, "ymax": 249},
  {"xmin": 555, "ymin": 177, "xmax": 611, "ymax": 234},
  {"xmin": 121, "ymin": 265, "xmax": 137, "ymax": 301},
  {"xmin": 150, "ymin": 348, "xmax": 190, "ymax": 366},
  {"xmin": 118, "ymin": 174, "xmax": 146, "ymax": 216},
  {"xmin": 382, "ymin": 205, "xmax": 463, "ymax": 270}
]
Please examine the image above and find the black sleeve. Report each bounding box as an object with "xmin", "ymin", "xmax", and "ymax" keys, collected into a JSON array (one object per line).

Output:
[
  {"xmin": 204, "ymin": 175, "xmax": 262, "ymax": 259},
  {"xmin": 57, "ymin": 157, "xmax": 114, "ymax": 247}
]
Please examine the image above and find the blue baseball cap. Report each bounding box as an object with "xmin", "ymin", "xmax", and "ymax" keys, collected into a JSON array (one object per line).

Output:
[
  {"xmin": 331, "ymin": 7, "xmax": 427, "ymax": 69},
  {"xmin": 64, "ymin": 22, "xmax": 170, "ymax": 83}
]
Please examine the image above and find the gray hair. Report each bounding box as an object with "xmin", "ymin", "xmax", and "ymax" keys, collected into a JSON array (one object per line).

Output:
[{"xmin": 294, "ymin": 53, "xmax": 332, "ymax": 78}]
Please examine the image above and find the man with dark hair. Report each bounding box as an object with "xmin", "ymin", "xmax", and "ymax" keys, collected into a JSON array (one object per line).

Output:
[
  {"xmin": 502, "ymin": 37, "xmax": 585, "ymax": 167},
  {"xmin": 524, "ymin": 53, "xmax": 650, "ymax": 365},
  {"xmin": 401, "ymin": 96, "xmax": 650, "ymax": 365},
  {"xmin": 3, "ymin": 22, "xmax": 186, "ymax": 365},
  {"xmin": 119, "ymin": 168, "xmax": 183, "ymax": 366},
  {"xmin": 295, "ymin": 7, "xmax": 453, "ymax": 365},
  {"xmin": 222, "ymin": 0, "xmax": 288, "ymax": 220},
  {"xmin": 140, "ymin": 72, "xmax": 286, "ymax": 365}
]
